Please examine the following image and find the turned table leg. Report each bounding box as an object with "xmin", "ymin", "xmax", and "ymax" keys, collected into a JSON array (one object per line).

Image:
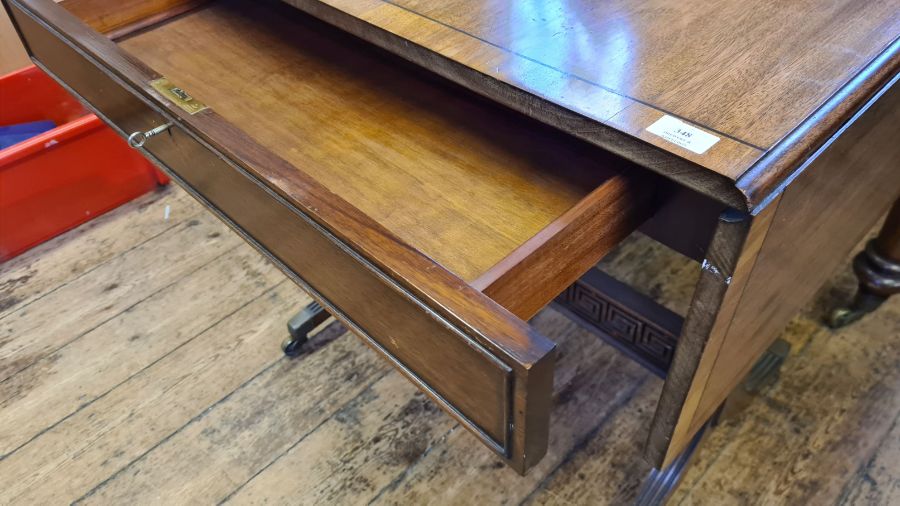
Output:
[{"xmin": 828, "ymin": 199, "xmax": 900, "ymax": 328}]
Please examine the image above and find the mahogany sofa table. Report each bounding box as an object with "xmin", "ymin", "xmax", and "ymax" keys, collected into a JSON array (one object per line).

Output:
[{"xmin": 5, "ymin": 0, "xmax": 898, "ymax": 502}]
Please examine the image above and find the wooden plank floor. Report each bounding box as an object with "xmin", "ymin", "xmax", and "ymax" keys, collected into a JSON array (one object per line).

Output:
[{"xmin": 1, "ymin": 184, "xmax": 897, "ymax": 505}]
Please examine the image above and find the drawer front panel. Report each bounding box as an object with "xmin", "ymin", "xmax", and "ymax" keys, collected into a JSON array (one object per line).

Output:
[
  {"xmin": 147, "ymin": 126, "xmax": 514, "ymax": 454},
  {"xmin": 8, "ymin": 0, "xmax": 519, "ymax": 458}
]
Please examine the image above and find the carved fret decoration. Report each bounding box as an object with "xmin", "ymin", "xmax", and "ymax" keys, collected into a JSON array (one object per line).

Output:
[{"xmin": 560, "ymin": 278, "xmax": 679, "ymax": 373}]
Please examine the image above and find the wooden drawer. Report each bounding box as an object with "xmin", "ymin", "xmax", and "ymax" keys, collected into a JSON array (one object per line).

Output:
[{"xmin": 4, "ymin": 0, "xmax": 656, "ymax": 473}]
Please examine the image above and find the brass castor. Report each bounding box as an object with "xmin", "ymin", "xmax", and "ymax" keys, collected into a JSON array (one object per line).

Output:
[
  {"xmin": 743, "ymin": 338, "xmax": 790, "ymax": 394},
  {"xmin": 826, "ymin": 240, "xmax": 900, "ymax": 329},
  {"xmin": 282, "ymin": 300, "xmax": 331, "ymax": 357},
  {"xmin": 828, "ymin": 200, "xmax": 900, "ymax": 329}
]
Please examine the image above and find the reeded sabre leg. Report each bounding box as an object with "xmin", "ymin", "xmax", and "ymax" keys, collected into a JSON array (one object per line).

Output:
[
  {"xmin": 635, "ymin": 408, "xmax": 721, "ymax": 506},
  {"xmin": 828, "ymin": 199, "xmax": 900, "ymax": 328}
]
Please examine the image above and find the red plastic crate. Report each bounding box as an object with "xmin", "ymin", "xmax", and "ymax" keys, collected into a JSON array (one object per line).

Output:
[{"xmin": 0, "ymin": 65, "xmax": 168, "ymax": 261}]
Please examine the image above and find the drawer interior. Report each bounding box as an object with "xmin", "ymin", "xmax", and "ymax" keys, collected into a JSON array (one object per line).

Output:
[{"xmin": 65, "ymin": 0, "xmax": 655, "ymax": 318}]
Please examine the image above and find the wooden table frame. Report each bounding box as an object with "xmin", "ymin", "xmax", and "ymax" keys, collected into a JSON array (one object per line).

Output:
[
  {"xmin": 4, "ymin": 0, "xmax": 899, "ymax": 498},
  {"xmin": 279, "ymin": 0, "xmax": 900, "ymax": 470}
]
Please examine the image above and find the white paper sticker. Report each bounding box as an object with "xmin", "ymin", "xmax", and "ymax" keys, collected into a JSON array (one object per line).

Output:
[{"xmin": 646, "ymin": 115, "xmax": 720, "ymax": 154}]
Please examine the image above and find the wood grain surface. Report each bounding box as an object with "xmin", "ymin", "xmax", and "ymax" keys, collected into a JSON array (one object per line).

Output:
[
  {"xmin": 652, "ymin": 73, "xmax": 900, "ymax": 469},
  {"xmin": 9, "ymin": 0, "xmax": 639, "ymax": 471},
  {"xmin": 58, "ymin": 0, "xmax": 205, "ymax": 37},
  {"xmin": 0, "ymin": 204, "xmax": 240, "ymax": 385},
  {"xmin": 381, "ymin": 0, "xmax": 896, "ymax": 147},
  {"xmin": 6, "ymin": 0, "xmax": 900, "ymax": 484},
  {"xmin": 2, "ymin": 185, "xmax": 897, "ymax": 504},
  {"xmin": 473, "ymin": 174, "xmax": 656, "ymax": 319},
  {"xmin": 674, "ymin": 77, "xmax": 900, "ymax": 456},
  {"xmin": 281, "ymin": 0, "xmax": 900, "ymax": 211},
  {"xmin": 4, "ymin": 0, "xmax": 563, "ymax": 396},
  {"xmin": 118, "ymin": 0, "xmax": 641, "ymax": 288},
  {"xmin": 7, "ymin": 8, "xmax": 536, "ymax": 468},
  {"xmin": 648, "ymin": 202, "xmax": 779, "ymax": 468}
]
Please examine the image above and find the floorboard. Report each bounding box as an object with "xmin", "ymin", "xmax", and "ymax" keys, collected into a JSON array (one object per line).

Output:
[
  {"xmin": 0, "ymin": 208, "xmax": 238, "ymax": 383},
  {"xmin": 0, "ymin": 185, "xmax": 897, "ymax": 505},
  {"xmin": 0, "ymin": 186, "xmax": 195, "ymax": 318},
  {"xmin": 0, "ymin": 246, "xmax": 285, "ymax": 459}
]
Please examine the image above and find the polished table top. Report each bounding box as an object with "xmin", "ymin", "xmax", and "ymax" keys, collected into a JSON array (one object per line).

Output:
[{"xmin": 284, "ymin": 0, "xmax": 900, "ymax": 211}]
